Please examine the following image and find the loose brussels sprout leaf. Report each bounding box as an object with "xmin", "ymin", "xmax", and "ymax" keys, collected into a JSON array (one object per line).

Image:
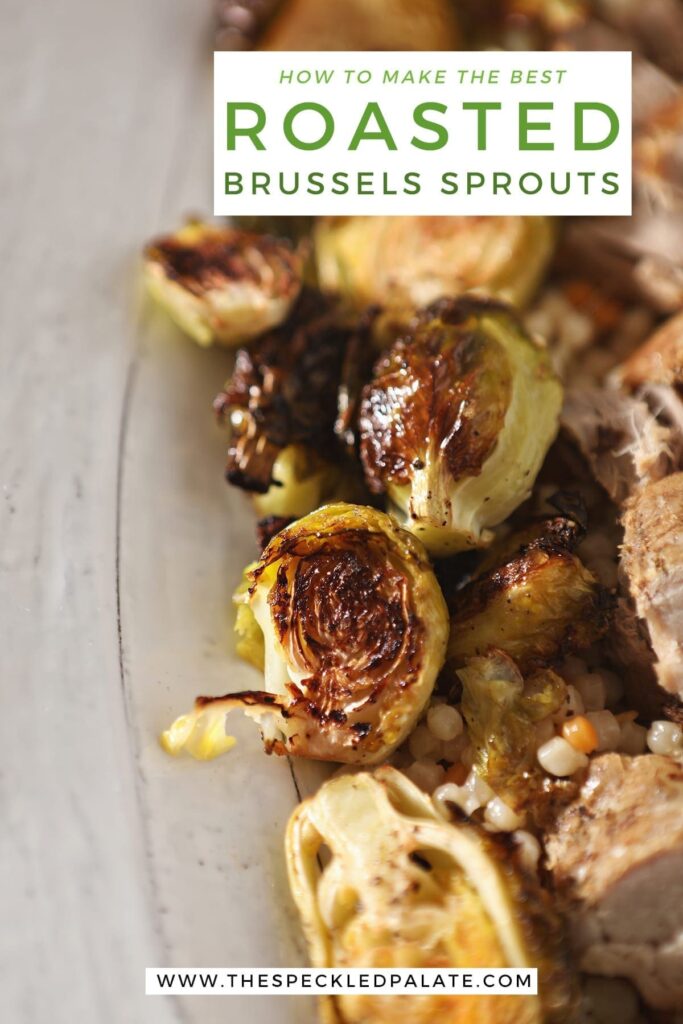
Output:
[
  {"xmin": 315, "ymin": 216, "xmax": 554, "ymax": 311},
  {"xmin": 160, "ymin": 703, "xmax": 236, "ymax": 761},
  {"xmin": 448, "ymin": 517, "xmax": 608, "ymax": 673},
  {"xmin": 215, "ymin": 290, "xmax": 371, "ymax": 518},
  {"xmin": 144, "ymin": 221, "xmax": 303, "ymax": 347},
  {"xmin": 360, "ymin": 297, "xmax": 563, "ymax": 555},
  {"xmin": 233, "ymin": 562, "xmax": 264, "ymax": 671},
  {"xmin": 459, "ymin": 652, "xmax": 568, "ymax": 815},
  {"xmin": 248, "ymin": 444, "xmax": 356, "ymax": 520},
  {"xmin": 286, "ymin": 766, "xmax": 576, "ymax": 1024},
  {"xmin": 161, "ymin": 504, "xmax": 448, "ymax": 764}
]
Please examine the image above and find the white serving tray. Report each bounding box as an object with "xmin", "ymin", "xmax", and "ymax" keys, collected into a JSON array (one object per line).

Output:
[{"xmin": 1, "ymin": 2, "xmax": 327, "ymax": 1021}]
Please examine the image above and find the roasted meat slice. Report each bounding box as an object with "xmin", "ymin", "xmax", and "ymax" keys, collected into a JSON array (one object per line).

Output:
[
  {"xmin": 595, "ymin": 0, "xmax": 683, "ymax": 82},
  {"xmin": 556, "ymin": 81, "xmax": 683, "ymax": 313},
  {"xmin": 545, "ymin": 753, "xmax": 683, "ymax": 1011},
  {"xmin": 633, "ymin": 93, "xmax": 683, "ymax": 210},
  {"xmin": 615, "ymin": 311, "xmax": 683, "ymax": 469},
  {"xmin": 561, "ymin": 386, "xmax": 673, "ymax": 505},
  {"xmin": 618, "ymin": 310, "xmax": 683, "ymax": 392},
  {"xmin": 607, "ymin": 594, "xmax": 668, "ymax": 724},
  {"xmin": 620, "ymin": 474, "xmax": 683, "ymax": 703},
  {"xmin": 215, "ymin": 0, "xmax": 282, "ymax": 50}
]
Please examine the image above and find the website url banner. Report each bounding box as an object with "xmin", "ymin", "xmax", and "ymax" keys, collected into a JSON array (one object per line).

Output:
[{"xmin": 146, "ymin": 967, "xmax": 537, "ymax": 996}]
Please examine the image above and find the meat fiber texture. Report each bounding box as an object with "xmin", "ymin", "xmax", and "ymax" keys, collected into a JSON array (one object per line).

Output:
[
  {"xmin": 556, "ymin": 3, "xmax": 683, "ymax": 312},
  {"xmin": 561, "ymin": 386, "xmax": 673, "ymax": 506},
  {"xmin": 545, "ymin": 753, "xmax": 683, "ymax": 1010}
]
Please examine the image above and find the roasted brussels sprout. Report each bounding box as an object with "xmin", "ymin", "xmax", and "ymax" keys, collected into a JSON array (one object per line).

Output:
[
  {"xmin": 259, "ymin": 0, "xmax": 461, "ymax": 51},
  {"xmin": 215, "ymin": 290, "xmax": 370, "ymax": 519},
  {"xmin": 359, "ymin": 298, "xmax": 563, "ymax": 555},
  {"xmin": 162, "ymin": 504, "xmax": 448, "ymax": 764},
  {"xmin": 633, "ymin": 93, "xmax": 683, "ymax": 210},
  {"xmin": 459, "ymin": 652, "xmax": 570, "ymax": 819},
  {"xmin": 215, "ymin": 0, "xmax": 282, "ymax": 51},
  {"xmin": 144, "ymin": 221, "xmax": 303, "ymax": 346},
  {"xmin": 315, "ymin": 216, "xmax": 554, "ymax": 311},
  {"xmin": 447, "ymin": 517, "xmax": 608, "ymax": 673},
  {"xmin": 616, "ymin": 307, "xmax": 683, "ymax": 393},
  {"xmin": 249, "ymin": 443, "xmax": 356, "ymax": 520},
  {"xmin": 286, "ymin": 766, "xmax": 576, "ymax": 1024}
]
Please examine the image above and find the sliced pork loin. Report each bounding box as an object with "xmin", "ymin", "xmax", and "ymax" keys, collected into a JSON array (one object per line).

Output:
[
  {"xmin": 561, "ymin": 386, "xmax": 673, "ymax": 506},
  {"xmin": 615, "ymin": 311, "xmax": 683, "ymax": 469},
  {"xmin": 620, "ymin": 474, "xmax": 683, "ymax": 703},
  {"xmin": 545, "ymin": 753, "xmax": 683, "ymax": 1011}
]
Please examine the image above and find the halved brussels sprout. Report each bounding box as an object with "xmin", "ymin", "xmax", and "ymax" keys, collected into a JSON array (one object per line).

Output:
[
  {"xmin": 286, "ymin": 766, "xmax": 576, "ymax": 1024},
  {"xmin": 459, "ymin": 652, "xmax": 569, "ymax": 818},
  {"xmin": 359, "ymin": 298, "xmax": 563, "ymax": 555},
  {"xmin": 215, "ymin": 290, "xmax": 370, "ymax": 519},
  {"xmin": 315, "ymin": 216, "xmax": 554, "ymax": 311},
  {"xmin": 144, "ymin": 221, "xmax": 303, "ymax": 346},
  {"xmin": 162, "ymin": 504, "xmax": 448, "ymax": 764},
  {"xmin": 447, "ymin": 517, "xmax": 608, "ymax": 673}
]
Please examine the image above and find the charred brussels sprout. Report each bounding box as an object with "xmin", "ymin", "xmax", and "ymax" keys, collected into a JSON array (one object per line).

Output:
[
  {"xmin": 315, "ymin": 216, "xmax": 554, "ymax": 311},
  {"xmin": 448, "ymin": 517, "xmax": 608, "ymax": 673},
  {"xmin": 144, "ymin": 221, "xmax": 303, "ymax": 346},
  {"xmin": 215, "ymin": 291, "xmax": 369, "ymax": 519},
  {"xmin": 359, "ymin": 298, "xmax": 563, "ymax": 555},
  {"xmin": 286, "ymin": 766, "xmax": 576, "ymax": 1024},
  {"xmin": 162, "ymin": 504, "xmax": 448, "ymax": 764}
]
